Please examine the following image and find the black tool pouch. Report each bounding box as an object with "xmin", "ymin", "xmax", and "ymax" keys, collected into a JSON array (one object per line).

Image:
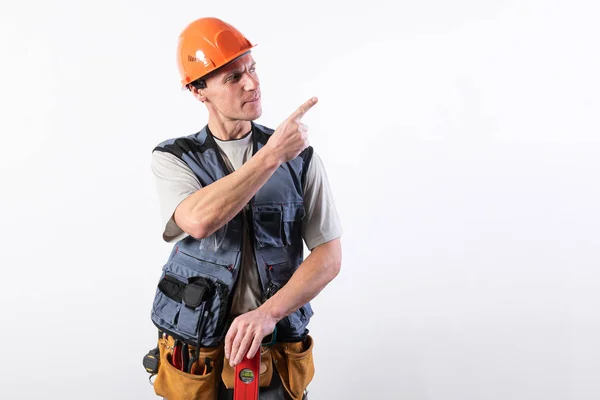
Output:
[
  {"xmin": 182, "ymin": 278, "xmax": 210, "ymax": 308},
  {"xmin": 152, "ymin": 266, "xmax": 225, "ymax": 347}
]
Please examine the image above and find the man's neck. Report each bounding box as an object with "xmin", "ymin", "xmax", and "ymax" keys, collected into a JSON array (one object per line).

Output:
[{"xmin": 207, "ymin": 117, "xmax": 252, "ymax": 141}]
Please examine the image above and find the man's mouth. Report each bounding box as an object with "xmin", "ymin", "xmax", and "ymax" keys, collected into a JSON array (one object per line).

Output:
[{"xmin": 246, "ymin": 95, "xmax": 260, "ymax": 103}]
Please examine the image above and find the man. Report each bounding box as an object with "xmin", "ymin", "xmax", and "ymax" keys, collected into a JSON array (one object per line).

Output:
[{"xmin": 150, "ymin": 17, "xmax": 342, "ymax": 399}]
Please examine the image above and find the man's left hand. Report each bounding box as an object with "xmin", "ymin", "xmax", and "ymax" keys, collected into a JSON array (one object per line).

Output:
[{"xmin": 224, "ymin": 307, "xmax": 277, "ymax": 367}]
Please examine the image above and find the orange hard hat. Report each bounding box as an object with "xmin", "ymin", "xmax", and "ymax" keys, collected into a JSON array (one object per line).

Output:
[{"xmin": 176, "ymin": 17, "xmax": 255, "ymax": 88}]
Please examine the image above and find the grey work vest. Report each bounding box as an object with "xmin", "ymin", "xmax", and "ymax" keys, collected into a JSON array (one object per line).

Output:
[{"xmin": 150, "ymin": 123, "xmax": 314, "ymax": 347}]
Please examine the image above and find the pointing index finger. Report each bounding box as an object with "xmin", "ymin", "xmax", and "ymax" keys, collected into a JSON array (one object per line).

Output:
[{"xmin": 289, "ymin": 97, "xmax": 318, "ymax": 120}]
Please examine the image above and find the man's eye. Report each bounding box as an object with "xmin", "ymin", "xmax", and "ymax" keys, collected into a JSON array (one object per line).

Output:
[{"xmin": 249, "ymin": 67, "xmax": 256, "ymax": 73}]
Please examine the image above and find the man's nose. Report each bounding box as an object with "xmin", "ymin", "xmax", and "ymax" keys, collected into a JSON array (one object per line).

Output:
[{"xmin": 242, "ymin": 73, "xmax": 259, "ymax": 91}]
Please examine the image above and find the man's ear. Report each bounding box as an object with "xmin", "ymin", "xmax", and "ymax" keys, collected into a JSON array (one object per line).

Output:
[{"xmin": 189, "ymin": 86, "xmax": 207, "ymax": 103}]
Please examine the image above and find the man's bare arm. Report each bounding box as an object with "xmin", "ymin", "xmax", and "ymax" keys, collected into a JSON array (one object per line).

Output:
[
  {"xmin": 263, "ymin": 237, "xmax": 342, "ymax": 320},
  {"xmin": 225, "ymin": 237, "xmax": 342, "ymax": 366},
  {"xmin": 174, "ymin": 97, "xmax": 318, "ymax": 239},
  {"xmin": 174, "ymin": 149, "xmax": 279, "ymax": 238}
]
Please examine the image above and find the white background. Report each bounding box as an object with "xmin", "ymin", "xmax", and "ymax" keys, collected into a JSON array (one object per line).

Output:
[{"xmin": 1, "ymin": 0, "xmax": 599, "ymax": 399}]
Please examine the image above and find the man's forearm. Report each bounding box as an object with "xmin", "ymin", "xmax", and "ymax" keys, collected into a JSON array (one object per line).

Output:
[
  {"xmin": 261, "ymin": 238, "xmax": 342, "ymax": 321},
  {"xmin": 175, "ymin": 148, "xmax": 279, "ymax": 239}
]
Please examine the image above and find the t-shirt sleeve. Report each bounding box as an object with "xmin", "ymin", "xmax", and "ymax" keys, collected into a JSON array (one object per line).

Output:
[
  {"xmin": 301, "ymin": 150, "xmax": 343, "ymax": 250},
  {"xmin": 151, "ymin": 150, "xmax": 201, "ymax": 243}
]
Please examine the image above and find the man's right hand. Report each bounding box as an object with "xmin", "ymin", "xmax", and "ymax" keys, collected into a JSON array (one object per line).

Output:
[{"xmin": 264, "ymin": 97, "xmax": 318, "ymax": 165}]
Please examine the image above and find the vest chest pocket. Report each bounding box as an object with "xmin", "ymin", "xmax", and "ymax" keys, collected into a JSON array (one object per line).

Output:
[
  {"xmin": 252, "ymin": 205, "xmax": 284, "ymax": 247},
  {"xmin": 152, "ymin": 273, "xmax": 185, "ymax": 326},
  {"xmin": 151, "ymin": 261, "xmax": 231, "ymax": 347},
  {"xmin": 252, "ymin": 203, "xmax": 305, "ymax": 248},
  {"xmin": 282, "ymin": 203, "xmax": 306, "ymax": 246},
  {"xmin": 152, "ymin": 271, "xmax": 211, "ymax": 339}
]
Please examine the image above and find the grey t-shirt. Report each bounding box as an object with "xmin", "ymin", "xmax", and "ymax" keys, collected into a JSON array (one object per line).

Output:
[{"xmin": 151, "ymin": 131, "xmax": 342, "ymax": 316}]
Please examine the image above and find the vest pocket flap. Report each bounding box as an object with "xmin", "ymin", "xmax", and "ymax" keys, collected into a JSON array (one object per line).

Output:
[
  {"xmin": 282, "ymin": 203, "xmax": 305, "ymax": 222},
  {"xmin": 252, "ymin": 203, "xmax": 305, "ymax": 248},
  {"xmin": 252, "ymin": 205, "xmax": 284, "ymax": 248}
]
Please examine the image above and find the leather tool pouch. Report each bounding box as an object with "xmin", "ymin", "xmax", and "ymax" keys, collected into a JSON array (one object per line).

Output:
[
  {"xmin": 221, "ymin": 346, "xmax": 274, "ymax": 389},
  {"xmin": 153, "ymin": 335, "xmax": 223, "ymax": 400},
  {"xmin": 152, "ymin": 274, "xmax": 223, "ymax": 399},
  {"xmin": 270, "ymin": 335, "xmax": 315, "ymax": 400}
]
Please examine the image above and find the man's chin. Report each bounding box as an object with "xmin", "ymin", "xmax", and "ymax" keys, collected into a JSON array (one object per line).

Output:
[
  {"xmin": 246, "ymin": 108, "xmax": 262, "ymax": 121},
  {"xmin": 231, "ymin": 104, "xmax": 262, "ymax": 122}
]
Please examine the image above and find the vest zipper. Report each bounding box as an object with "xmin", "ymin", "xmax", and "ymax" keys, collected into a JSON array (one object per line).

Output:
[
  {"xmin": 207, "ymin": 124, "xmax": 268, "ymax": 296},
  {"xmin": 247, "ymin": 124, "xmax": 267, "ymax": 294},
  {"xmin": 245, "ymin": 204, "xmax": 269, "ymax": 294}
]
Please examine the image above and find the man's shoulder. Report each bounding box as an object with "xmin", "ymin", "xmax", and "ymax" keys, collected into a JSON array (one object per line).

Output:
[{"xmin": 153, "ymin": 127, "xmax": 210, "ymax": 157}]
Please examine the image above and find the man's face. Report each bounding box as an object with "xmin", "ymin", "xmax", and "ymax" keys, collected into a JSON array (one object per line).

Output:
[{"xmin": 201, "ymin": 53, "xmax": 262, "ymax": 122}]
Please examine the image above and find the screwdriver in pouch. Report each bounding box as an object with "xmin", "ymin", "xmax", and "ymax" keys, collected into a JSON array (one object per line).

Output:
[
  {"xmin": 173, "ymin": 340, "xmax": 182, "ymax": 370},
  {"xmin": 182, "ymin": 343, "xmax": 189, "ymax": 373}
]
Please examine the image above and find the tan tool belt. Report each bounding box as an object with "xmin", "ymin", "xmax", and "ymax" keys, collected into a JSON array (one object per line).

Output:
[{"xmin": 154, "ymin": 334, "xmax": 314, "ymax": 400}]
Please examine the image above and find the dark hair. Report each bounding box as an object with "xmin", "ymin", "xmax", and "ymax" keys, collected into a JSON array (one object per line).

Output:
[{"xmin": 188, "ymin": 79, "xmax": 207, "ymax": 91}]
